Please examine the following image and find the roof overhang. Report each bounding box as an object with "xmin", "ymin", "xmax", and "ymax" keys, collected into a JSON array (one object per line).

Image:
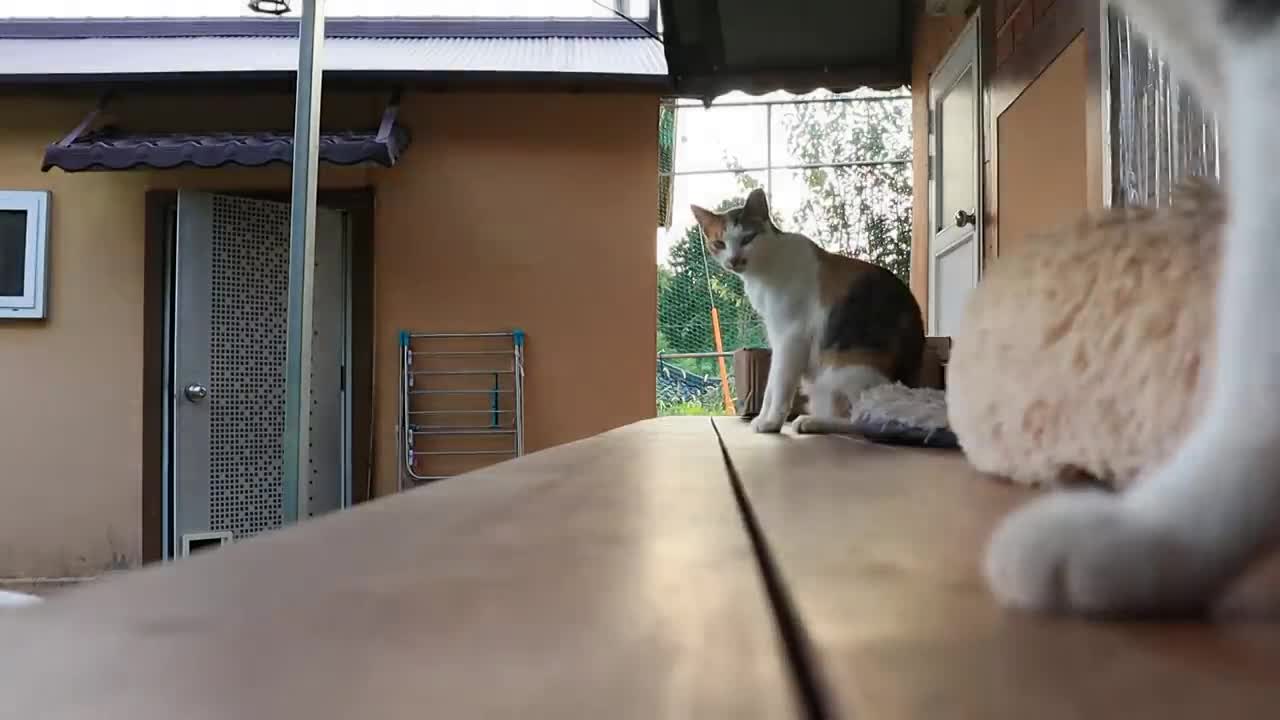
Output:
[
  {"xmin": 41, "ymin": 92, "xmax": 411, "ymax": 173},
  {"xmin": 659, "ymin": 0, "xmax": 916, "ymax": 99},
  {"xmin": 42, "ymin": 127, "xmax": 411, "ymax": 173},
  {"xmin": 0, "ymin": 17, "xmax": 670, "ymax": 93}
]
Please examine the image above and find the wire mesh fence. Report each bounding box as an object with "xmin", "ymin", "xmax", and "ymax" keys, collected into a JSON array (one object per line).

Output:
[
  {"xmin": 655, "ymin": 89, "xmax": 913, "ymax": 416},
  {"xmin": 656, "ymin": 351, "xmax": 736, "ymax": 416}
]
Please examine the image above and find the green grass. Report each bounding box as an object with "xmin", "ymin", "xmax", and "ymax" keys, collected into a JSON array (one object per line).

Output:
[{"xmin": 658, "ymin": 400, "xmax": 717, "ymax": 416}]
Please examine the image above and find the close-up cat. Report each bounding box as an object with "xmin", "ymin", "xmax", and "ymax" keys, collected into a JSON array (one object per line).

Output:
[{"xmin": 975, "ymin": 0, "xmax": 1280, "ymax": 618}]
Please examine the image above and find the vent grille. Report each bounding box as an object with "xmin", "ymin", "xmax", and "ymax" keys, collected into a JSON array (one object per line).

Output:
[{"xmin": 208, "ymin": 195, "xmax": 291, "ymax": 538}]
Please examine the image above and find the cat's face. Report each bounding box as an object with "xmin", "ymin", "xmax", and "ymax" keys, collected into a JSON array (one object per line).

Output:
[{"xmin": 691, "ymin": 188, "xmax": 778, "ymax": 275}]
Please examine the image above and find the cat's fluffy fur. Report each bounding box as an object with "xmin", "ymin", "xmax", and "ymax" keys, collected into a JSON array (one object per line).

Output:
[
  {"xmin": 980, "ymin": 0, "xmax": 1280, "ymax": 618},
  {"xmin": 691, "ymin": 189, "xmax": 924, "ymax": 435},
  {"xmin": 949, "ymin": 178, "xmax": 1221, "ymax": 490}
]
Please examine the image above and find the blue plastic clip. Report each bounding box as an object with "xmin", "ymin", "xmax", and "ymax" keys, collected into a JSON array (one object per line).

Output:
[{"xmin": 513, "ymin": 329, "xmax": 525, "ymax": 347}]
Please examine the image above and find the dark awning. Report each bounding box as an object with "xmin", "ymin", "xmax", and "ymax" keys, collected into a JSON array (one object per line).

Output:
[
  {"xmin": 41, "ymin": 90, "xmax": 410, "ymax": 173},
  {"xmin": 659, "ymin": 0, "xmax": 915, "ymax": 99},
  {"xmin": 42, "ymin": 126, "xmax": 410, "ymax": 173}
]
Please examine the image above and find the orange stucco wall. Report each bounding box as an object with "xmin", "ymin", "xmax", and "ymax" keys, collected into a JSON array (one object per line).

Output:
[
  {"xmin": 996, "ymin": 33, "xmax": 1089, "ymax": 256},
  {"xmin": 0, "ymin": 89, "xmax": 658, "ymax": 577},
  {"xmin": 369, "ymin": 92, "xmax": 659, "ymax": 495}
]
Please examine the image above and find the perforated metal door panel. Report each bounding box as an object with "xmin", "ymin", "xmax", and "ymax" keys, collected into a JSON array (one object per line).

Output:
[
  {"xmin": 208, "ymin": 194, "xmax": 290, "ymax": 537},
  {"xmin": 173, "ymin": 192, "xmax": 345, "ymax": 549}
]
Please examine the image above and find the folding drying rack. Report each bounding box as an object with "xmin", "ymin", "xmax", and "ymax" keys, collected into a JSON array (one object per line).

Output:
[{"xmin": 397, "ymin": 330, "xmax": 526, "ymax": 489}]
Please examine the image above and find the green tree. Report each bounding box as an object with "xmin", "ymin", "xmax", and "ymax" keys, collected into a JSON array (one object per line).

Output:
[{"xmin": 779, "ymin": 96, "xmax": 913, "ymax": 279}]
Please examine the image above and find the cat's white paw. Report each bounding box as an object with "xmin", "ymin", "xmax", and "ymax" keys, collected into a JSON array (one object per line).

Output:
[
  {"xmin": 984, "ymin": 491, "xmax": 1210, "ymax": 618},
  {"xmin": 790, "ymin": 414, "xmax": 823, "ymax": 434},
  {"xmin": 791, "ymin": 415, "xmax": 855, "ymax": 435},
  {"xmin": 751, "ymin": 414, "xmax": 785, "ymax": 434}
]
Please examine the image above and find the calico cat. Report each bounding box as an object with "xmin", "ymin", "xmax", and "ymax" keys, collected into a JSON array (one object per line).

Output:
[
  {"xmin": 981, "ymin": 0, "xmax": 1280, "ymax": 618},
  {"xmin": 691, "ymin": 188, "xmax": 925, "ymax": 435}
]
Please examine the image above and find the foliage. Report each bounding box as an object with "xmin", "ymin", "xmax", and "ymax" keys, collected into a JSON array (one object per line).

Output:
[
  {"xmin": 657, "ymin": 399, "xmax": 716, "ymax": 416},
  {"xmin": 657, "ymin": 194, "xmax": 768, "ymax": 376},
  {"xmin": 780, "ymin": 97, "xmax": 913, "ymax": 279},
  {"xmin": 656, "ymin": 384, "xmax": 734, "ymax": 416}
]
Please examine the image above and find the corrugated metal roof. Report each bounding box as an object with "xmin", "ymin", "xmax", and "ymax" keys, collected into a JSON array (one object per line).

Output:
[
  {"xmin": 0, "ymin": 35, "xmax": 667, "ymax": 79},
  {"xmin": 0, "ymin": 17, "xmax": 659, "ymax": 40}
]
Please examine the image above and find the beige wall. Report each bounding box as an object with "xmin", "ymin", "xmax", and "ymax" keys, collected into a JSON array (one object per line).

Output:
[
  {"xmin": 369, "ymin": 93, "xmax": 658, "ymax": 496},
  {"xmin": 0, "ymin": 99, "xmax": 145, "ymax": 578},
  {"xmin": 0, "ymin": 89, "xmax": 657, "ymax": 577},
  {"xmin": 996, "ymin": 33, "xmax": 1088, "ymax": 256}
]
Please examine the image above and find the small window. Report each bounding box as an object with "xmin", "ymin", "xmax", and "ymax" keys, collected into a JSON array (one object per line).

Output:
[{"xmin": 0, "ymin": 191, "xmax": 50, "ymax": 319}]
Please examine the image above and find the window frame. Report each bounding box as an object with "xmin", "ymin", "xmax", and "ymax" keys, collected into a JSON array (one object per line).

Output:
[
  {"xmin": 0, "ymin": 190, "xmax": 51, "ymax": 320},
  {"xmin": 1103, "ymin": 6, "xmax": 1220, "ymax": 208}
]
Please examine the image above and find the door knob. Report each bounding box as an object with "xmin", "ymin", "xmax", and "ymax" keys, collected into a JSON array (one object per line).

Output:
[
  {"xmin": 954, "ymin": 209, "xmax": 977, "ymax": 228},
  {"xmin": 184, "ymin": 383, "xmax": 209, "ymax": 403}
]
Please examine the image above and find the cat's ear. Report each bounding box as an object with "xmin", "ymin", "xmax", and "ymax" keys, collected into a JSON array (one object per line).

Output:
[
  {"xmin": 742, "ymin": 188, "xmax": 770, "ymax": 222},
  {"xmin": 691, "ymin": 204, "xmax": 724, "ymax": 238}
]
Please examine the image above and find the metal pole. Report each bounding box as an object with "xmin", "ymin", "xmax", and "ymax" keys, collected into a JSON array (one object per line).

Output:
[
  {"xmin": 282, "ymin": 0, "xmax": 326, "ymax": 525},
  {"xmin": 513, "ymin": 334, "xmax": 525, "ymax": 456}
]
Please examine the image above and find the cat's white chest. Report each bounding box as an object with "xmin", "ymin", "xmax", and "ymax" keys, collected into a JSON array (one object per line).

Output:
[{"xmin": 745, "ymin": 276, "xmax": 822, "ymax": 355}]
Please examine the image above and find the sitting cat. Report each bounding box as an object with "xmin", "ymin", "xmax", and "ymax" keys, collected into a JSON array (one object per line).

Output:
[
  {"xmin": 691, "ymin": 188, "xmax": 925, "ymax": 434},
  {"xmin": 979, "ymin": 0, "xmax": 1280, "ymax": 618}
]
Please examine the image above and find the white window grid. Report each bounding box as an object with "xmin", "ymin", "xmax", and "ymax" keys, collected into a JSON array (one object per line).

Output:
[
  {"xmin": 0, "ymin": 190, "xmax": 51, "ymax": 320},
  {"xmin": 660, "ymin": 92, "xmax": 913, "ymax": 204}
]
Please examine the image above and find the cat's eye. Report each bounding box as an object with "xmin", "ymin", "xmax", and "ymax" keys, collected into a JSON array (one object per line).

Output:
[
  {"xmin": 711, "ymin": 240, "xmax": 726, "ymax": 251},
  {"xmin": 740, "ymin": 232, "xmax": 757, "ymax": 246}
]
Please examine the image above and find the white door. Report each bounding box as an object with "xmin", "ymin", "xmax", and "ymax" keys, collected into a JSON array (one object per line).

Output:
[
  {"xmin": 171, "ymin": 191, "xmax": 347, "ymax": 557},
  {"xmin": 928, "ymin": 15, "xmax": 983, "ymax": 337}
]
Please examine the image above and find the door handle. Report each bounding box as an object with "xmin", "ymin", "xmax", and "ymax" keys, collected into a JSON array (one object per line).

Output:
[
  {"xmin": 184, "ymin": 383, "xmax": 209, "ymax": 403},
  {"xmin": 954, "ymin": 209, "xmax": 977, "ymax": 228}
]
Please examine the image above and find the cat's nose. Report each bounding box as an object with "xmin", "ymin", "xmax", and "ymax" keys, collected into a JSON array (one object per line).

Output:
[{"xmin": 729, "ymin": 256, "xmax": 747, "ymax": 271}]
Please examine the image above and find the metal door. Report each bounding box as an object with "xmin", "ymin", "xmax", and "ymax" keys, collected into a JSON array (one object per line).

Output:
[
  {"xmin": 171, "ymin": 191, "xmax": 346, "ymax": 556},
  {"xmin": 928, "ymin": 15, "xmax": 983, "ymax": 337}
]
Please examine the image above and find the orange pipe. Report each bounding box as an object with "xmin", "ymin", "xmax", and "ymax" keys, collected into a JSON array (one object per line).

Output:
[{"xmin": 710, "ymin": 308, "xmax": 737, "ymax": 414}]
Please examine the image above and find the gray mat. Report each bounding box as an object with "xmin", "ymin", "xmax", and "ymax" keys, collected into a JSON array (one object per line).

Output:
[{"xmin": 848, "ymin": 384, "xmax": 959, "ymax": 450}]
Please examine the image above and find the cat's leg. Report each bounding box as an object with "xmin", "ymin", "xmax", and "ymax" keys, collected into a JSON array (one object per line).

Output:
[
  {"xmin": 793, "ymin": 365, "xmax": 888, "ymax": 435},
  {"xmin": 752, "ymin": 334, "xmax": 807, "ymax": 433},
  {"xmin": 791, "ymin": 388, "xmax": 853, "ymax": 435},
  {"xmin": 984, "ymin": 4, "xmax": 1280, "ymax": 617}
]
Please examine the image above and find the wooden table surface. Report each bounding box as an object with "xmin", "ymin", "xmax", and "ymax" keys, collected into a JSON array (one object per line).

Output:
[
  {"xmin": 3, "ymin": 416, "xmax": 1279, "ymax": 718},
  {"xmin": 716, "ymin": 418, "xmax": 1280, "ymax": 719}
]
